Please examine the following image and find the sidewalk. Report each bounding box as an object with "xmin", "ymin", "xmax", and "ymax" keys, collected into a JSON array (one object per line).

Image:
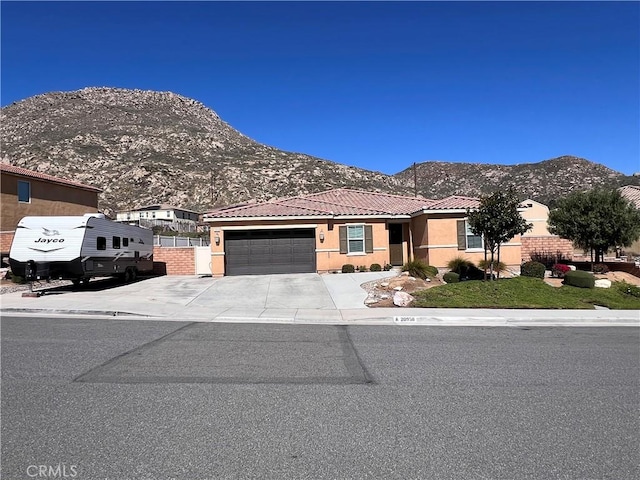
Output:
[{"xmin": 0, "ymin": 274, "xmax": 638, "ymax": 327}]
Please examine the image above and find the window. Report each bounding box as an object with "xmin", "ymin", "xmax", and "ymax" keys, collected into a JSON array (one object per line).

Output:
[
  {"xmin": 457, "ymin": 220, "xmax": 483, "ymax": 250},
  {"xmin": 112, "ymin": 236, "xmax": 121, "ymax": 249},
  {"xmin": 347, "ymin": 225, "xmax": 365, "ymax": 253},
  {"xmin": 97, "ymin": 237, "xmax": 106, "ymax": 250},
  {"xmin": 465, "ymin": 222, "xmax": 483, "ymax": 249},
  {"xmin": 339, "ymin": 225, "xmax": 373, "ymax": 255},
  {"xmin": 123, "ymin": 238, "xmax": 129, "ymax": 247},
  {"xmin": 18, "ymin": 180, "xmax": 31, "ymax": 203}
]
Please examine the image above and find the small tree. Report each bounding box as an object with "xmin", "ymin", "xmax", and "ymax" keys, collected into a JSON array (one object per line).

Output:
[
  {"xmin": 548, "ymin": 188, "xmax": 640, "ymax": 267},
  {"xmin": 467, "ymin": 187, "xmax": 532, "ymax": 280}
]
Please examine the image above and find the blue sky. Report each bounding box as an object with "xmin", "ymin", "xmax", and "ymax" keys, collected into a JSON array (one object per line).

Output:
[{"xmin": 1, "ymin": 1, "xmax": 639, "ymax": 175}]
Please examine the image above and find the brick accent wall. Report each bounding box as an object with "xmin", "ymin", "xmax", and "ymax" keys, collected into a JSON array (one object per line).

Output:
[
  {"xmin": 152, "ymin": 246, "xmax": 195, "ymax": 275},
  {"xmin": 1, "ymin": 231, "xmax": 15, "ymax": 257},
  {"xmin": 521, "ymin": 235, "xmax": 574, "ymax": 263}
]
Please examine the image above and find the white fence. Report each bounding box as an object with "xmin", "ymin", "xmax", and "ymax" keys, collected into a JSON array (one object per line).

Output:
[{"xmin": 153, "ymin": 235, "xmax": 210, "ymax": 247}]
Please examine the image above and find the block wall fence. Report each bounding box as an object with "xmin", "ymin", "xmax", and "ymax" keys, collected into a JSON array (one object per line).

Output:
[
  {"xmin": 521, "ymin": 236, "xmax": 575, "ymax": 262},
  {"xmin": 152, "ymin": 246, "xmax": 195, "ymax": 275}
]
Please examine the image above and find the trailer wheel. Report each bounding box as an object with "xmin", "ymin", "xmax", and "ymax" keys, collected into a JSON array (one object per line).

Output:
[
  {"xmin": 124, "ymin": 268, "xmax": 133, "ymax": 283},
  {"xmin": 72, "ymin": 277, "xmax": 88, "ymax": 288},
  {"xmin": 130, "ymin": 268, "xmax": 138, "ymax": 282}
]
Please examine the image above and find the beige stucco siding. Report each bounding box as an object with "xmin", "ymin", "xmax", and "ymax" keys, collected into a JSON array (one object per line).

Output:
[
  {"xmin": 520, "ymin": 200, "xmax": 551, "ymax": 236},
  {"xmin": 207, "ymin": 218, "xmax": 395, "ymax": 275},
  {"xmin": 412, "ymin": 213, "xmax": 522, "ymax": 269},
  {"xmin": 1, "ymin": 172, "xmax": 99, "ymax": 231}
]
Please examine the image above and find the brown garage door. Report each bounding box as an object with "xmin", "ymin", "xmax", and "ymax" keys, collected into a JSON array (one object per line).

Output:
[{"xmin": 224, "ymin": 229, "xmax": 316, "ymax": 276}]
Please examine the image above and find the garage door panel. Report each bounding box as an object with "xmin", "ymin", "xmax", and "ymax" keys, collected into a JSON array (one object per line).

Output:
[{"xmin": 225, "ymin": 229, "xmax": 316, "ymax": 276}]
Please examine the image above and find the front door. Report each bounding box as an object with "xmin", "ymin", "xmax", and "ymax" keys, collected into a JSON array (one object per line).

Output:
[{"xmin": 388, "ymin": 223, "xmax": 404, "ymax": 266}]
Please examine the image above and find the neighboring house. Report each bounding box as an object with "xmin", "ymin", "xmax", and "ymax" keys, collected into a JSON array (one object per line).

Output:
[
  {"xmin": 116, "ymin": 205, "xmax": 202, "ymax": 233},
  {"xmin": 519, "ymin": 198, "xmax": 574, "ymax": 262},
  {"xmin": 618, "ymin": 185, "xmax": 640, "ymax": 256},
  {"xmin": 0, "ymin": 163, "xmax": 101, "ymax": 258},
  {"xmin": 203, "ymin": 188, "xmax": 524, "ymax": 276}
]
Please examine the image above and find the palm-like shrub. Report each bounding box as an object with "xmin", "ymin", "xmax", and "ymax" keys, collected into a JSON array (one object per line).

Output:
[
  {"xmin": 478, "ymin": 259, "xmax": 507, "ymax": 274},
  {"xmin": 446, "ymin": 257, "xmax": 484, "ymax": 280},
  {"xmin": 402, "ymin": 259, "xmax": 438, "ymax": 279}
]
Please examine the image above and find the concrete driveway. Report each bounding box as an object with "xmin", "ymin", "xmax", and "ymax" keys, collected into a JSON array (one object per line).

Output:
[{"xmin": 0, "ymin": 272, "xmax": 394, "ymax": 320}]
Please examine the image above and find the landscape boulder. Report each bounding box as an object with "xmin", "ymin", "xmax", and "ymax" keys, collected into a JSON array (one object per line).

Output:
[
  {"xmin": 594, "ymin": 279, "xmax": 612, "ymax": 289},
  {"xmin": 393, "ymin": 291, "xmax": 415, "ymax": 307}
]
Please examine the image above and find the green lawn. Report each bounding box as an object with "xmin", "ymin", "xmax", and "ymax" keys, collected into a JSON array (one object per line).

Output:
[{"xmin": 412, "ymin": 276, "xmax": 640, "ymax": 310}]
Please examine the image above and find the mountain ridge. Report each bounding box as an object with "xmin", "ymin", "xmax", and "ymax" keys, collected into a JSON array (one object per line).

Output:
[{"xmin": 1, "ymin": 87, "xmax": 636, "ymax": 214}]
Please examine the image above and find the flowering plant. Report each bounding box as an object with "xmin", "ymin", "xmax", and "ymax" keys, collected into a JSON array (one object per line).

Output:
[{"xmin": 551, "ymin": 263, "xmax": 571, "ymax": 278}]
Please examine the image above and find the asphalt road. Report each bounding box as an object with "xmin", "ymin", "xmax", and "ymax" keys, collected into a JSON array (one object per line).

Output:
[{"xmin": 1, "ymin": 316, "xmax": 638, "ymax": 480}]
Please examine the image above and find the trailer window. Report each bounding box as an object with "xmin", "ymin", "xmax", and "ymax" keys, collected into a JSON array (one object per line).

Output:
[
  {"xmin": 97, "ymin": 237, "xmax": 106, "ymax": 250},
  {"xmin": 112, "ymin": 236, "xmax": 121, "ymax": 249},
  {"xmin": 122, "ymin": 238, "xmax": 129, "ymax": 247}
]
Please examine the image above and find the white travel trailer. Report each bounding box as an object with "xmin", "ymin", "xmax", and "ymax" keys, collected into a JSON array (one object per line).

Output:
[{"xmin": 9, "ymin": 214, "xmax": 153, "ymax": 284}]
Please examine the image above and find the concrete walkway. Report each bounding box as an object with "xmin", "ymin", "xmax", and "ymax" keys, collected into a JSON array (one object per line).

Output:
[{"xmin": 1, "ymin": 273, "xmax": 638, "ymax": 326}]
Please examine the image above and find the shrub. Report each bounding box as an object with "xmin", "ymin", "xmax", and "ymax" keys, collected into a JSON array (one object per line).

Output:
[
  {"xmin": 383, "ymin": 263, "xmax": 393, "ymax": 271},
  {"xmin": 445, "ymin": 256, "xmax": 483, "ymax": 280},
  {"xmin": 551, "ymin": 263, "xmax": 571, "ymax": 278},
  {"xmin": 478, "ymin": 259, "xmax": 507, "ymax": 274},
  {"xmin": 529, "ymin": 249, "xmax": 571, "ymax": 270},
  {"xmin": 10, "ymin": 274, "xmax": 25, "ymax": 284},
  {"xmin": 593, "ymin": 263, "xmax": 609, "ymax": 274},
  {"xmin": 341, "ymin": 264, "xmax": 355, "ymax": 273},
  {"xmin": 402, "ymin": 259, "xmax": 438, "ymax": 280},
  {"xmin": 520, "ymin": 261, "xmax": 546, "ymax": 279},
  {"xmin": 443, "ymin": 272, "xmax": 460, "ymax": 283},
  {"xmin": 563, "ymin": 270, "xmax": 595, "ymax": 289},
  {"xmin": 370, "ymin": 263, "xmax": 382, "ymax": 272},
  {"xmin": 357, "ymin": 265, "xmax": 367, "ymax": 272},
  {"xmin": 615, "ymin": 280, "xmax": 640, "ymax": 298},
  {"xmin": 447, "ymin": 256, "xmax": 473, "ymax": 274}
]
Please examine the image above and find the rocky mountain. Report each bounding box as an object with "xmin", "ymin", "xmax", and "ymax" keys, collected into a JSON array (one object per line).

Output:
[
  {"xmin": 1, "ymin": 87, "xmax": 637, "ymax": 214},
  {"xmin": 395, "ymin": 156, "xmax": 639, "ymax": 207},
  {"xmin": 0, "ymin": 87, "xmax": 410, "ymax": 215}
]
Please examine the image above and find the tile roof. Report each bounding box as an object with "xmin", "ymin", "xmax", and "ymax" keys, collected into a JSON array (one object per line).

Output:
[
  {"xmin": 619, "ymin": 185, "xmax": 640, "ymax": 209},
  {"xmin": 205, "ymin": 188, "xmax": 435, "ymax": 219},
  {"xmin": 423, "ymin": 195, "xmax": 481, "ymax": 210},
  {"xmin": 0, "ymin": 162, "xmax": 102, "ymax": 192}
]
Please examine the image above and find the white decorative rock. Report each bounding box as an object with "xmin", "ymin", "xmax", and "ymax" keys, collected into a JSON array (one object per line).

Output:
[
  {"xmin": 594, "ymin": 279, "xmax": 612, "ymax": 288},
  {"xmin": 394, "ymin": 286, "xmax": 403, "ymax": 291},
  {"xmin": 568, "ymin": 265, "xmax": 577, "ymax": 271},
  {"xmin": 380, "ymin": 282, "xmax": 389, "ymax": 287},
  {"xmin": 393, "ymin": 291, "xmax": 415, "ymax": 307},
  {"xmin": 364, "ymin": 297, "xmax": 379, "ymax": 305}
]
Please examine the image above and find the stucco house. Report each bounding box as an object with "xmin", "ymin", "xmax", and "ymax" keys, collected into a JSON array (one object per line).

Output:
[
  {"xmin": 116, "ymin": 204, "xmax": 202, "ymax": 233},
  {"xmin": 203, "ymin": 188, "xmax": 524, "ymax": 276},
  {"xmin": 0, "ymin": 163, "xmax": 101, "ymax": 258},
  {"xmin": 519, "ymin": 198, "xmax": 574, "ymax": 262},
  {"xmin": 618, "ymin": 185, "xmax": 640, "ymax": 255}
]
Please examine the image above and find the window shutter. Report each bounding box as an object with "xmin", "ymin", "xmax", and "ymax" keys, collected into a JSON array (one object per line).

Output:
[
  {"xmin": 339, "ymin": 226, "xmax": 347, "ymax": 254},
  {"xmin": 365, "ymin": 225, "xmax": 373, "ymax": 253},
  {"xmin": 456, "ymin": 220, "xmax": 466, "ymax": 250}
]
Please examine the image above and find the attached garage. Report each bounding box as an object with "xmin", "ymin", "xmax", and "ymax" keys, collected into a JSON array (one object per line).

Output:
[{"xmin": 224, "ymin": 228, "xmax": 316, "ymax": 276}]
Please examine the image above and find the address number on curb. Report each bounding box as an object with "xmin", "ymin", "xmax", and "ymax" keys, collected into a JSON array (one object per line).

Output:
[{"xmin": 393, "ymin": 316, "xmax": 418, "ymax": 324}]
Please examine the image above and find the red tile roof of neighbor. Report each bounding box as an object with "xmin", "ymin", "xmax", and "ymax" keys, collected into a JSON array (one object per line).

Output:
[
  {"xmin": 0, "ymin": 162, "xmax": 102, "ymax": 192},
  {"xmin": 205, "ymin": 188, "xmax": 480, "ymax": 219},
  {"xmin": 425, "ymin": 195, "xmax": 481, "ymax": 210},
  {"xmin": 619, "ymin": 185, "xmax": 640, "ymax": 209}
]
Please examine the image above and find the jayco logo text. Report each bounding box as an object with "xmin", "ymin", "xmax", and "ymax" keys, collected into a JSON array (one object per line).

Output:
[{"xmin": 34, "ymin": 238, "xmax": 65, "ymax": 244}]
